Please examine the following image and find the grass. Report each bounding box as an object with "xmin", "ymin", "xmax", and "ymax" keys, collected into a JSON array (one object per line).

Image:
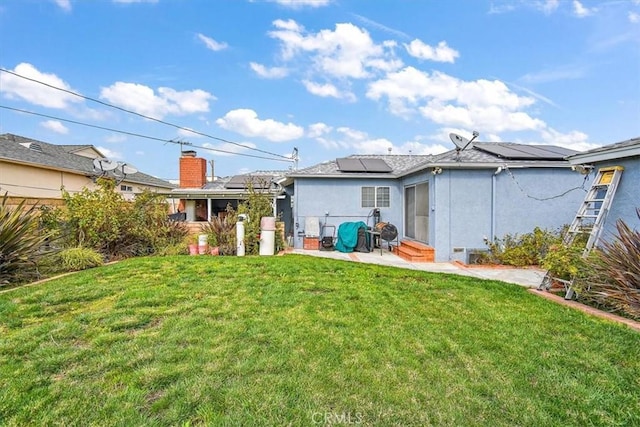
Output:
[{"xmin": 1, "ymin": 255, "xmax": 639, "ymax": 426}]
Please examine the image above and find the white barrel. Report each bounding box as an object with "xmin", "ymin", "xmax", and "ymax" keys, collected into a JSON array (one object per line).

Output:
[
  {"xmin": 198, "ymin": 234, "xmax": 208, "ymax": 254},
  {"xmin": 259, "ymin": 230, "xmax": 275, "ymax": 255},
  {"xmin": 236, "ymin": 221, "xmax": 245, "ymax": 256},
  {"xmin": 260, "ymin": 216, "xmax": 276, "ymax": 231}
]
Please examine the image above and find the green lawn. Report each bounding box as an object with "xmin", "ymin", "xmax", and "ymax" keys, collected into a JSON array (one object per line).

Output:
[{"xmin": 1, "ymin": 255, "xmax": 639, "ymax": 426}]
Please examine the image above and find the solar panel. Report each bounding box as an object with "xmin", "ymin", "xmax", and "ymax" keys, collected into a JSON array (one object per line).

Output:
[
  {"xmin": 361, "ymin": 158, "xmax": 392, "ymax": 172},
  {"xmin": 336, "ymin": 158, "xmax": 366, "ymax": 172},
  {"xmin": 336, "ymin": 157, "xmax": 392, "ymax": 173},
  {"xmin": 474, "ymin": 143, "xmax": 572, "ymax": 160}
]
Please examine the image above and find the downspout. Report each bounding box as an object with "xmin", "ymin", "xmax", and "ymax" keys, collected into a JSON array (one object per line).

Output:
[{"xmin": 491, "ymin": 173, "xmax": 496, "ymax": 241}]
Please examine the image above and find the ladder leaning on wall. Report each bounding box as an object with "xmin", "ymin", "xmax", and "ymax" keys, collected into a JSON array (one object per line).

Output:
[{"xmin": 538, "ymin": 166, "xmax": 624, "ymax": 299}]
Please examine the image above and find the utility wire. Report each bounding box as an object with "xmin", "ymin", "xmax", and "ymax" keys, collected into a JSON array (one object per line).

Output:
[
  {"xmin": 504, "ymin": 165, "xmax": 590, "ymax": 201},
  {"xmin": 0, "ymin": 68, "xmax": 292, "ymax": 160},
  {"xmin": 0, "ymin": 105, "xmax": 292, "ymax": 162}
]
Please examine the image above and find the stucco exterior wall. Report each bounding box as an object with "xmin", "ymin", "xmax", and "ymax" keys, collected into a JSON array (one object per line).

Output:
[
  {"xmin": 0, "ymin": 161, "xmax": 94, "ymax": 199},
  {"xmin": 433, "ymin": 167, "xmax": 591, "ymax": 262},
  {"xmin": 293, "ymin": 177, "xmax": 403, "ymax": 248},
  {"xmin": 0, "ymin": 161, "xmax": 171, "ymax": 204}
]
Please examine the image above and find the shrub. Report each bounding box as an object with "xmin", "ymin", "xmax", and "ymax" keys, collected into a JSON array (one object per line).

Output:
[
  {"xmin": 0, "ymin": 193, "xmax": 52, "ymax": 285},
  {"xmin": 58, "ymin": 247, "xmax": 104, "ymax": 271},
  {"xmin": 201, "ymin": 205, "xmax": 237, "ymax": 255},
  {"xmin": 578, "ymin": 210, "xmax": 640, "ymax": 320},
  {"xmin": 236, "ymin": 180, "xmax": 284, "ymax": 255},
  {"xmin": 46, "ymin": 178, "xmax": 188, "ymax": 260},
  {"xmin": 481, "ymin": 227, "xmax": 560, "ymax": 267}
]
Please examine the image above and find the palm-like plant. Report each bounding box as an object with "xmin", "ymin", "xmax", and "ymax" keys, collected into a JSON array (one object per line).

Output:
[
  {"xmin": 580, "ymin": 208, "xmax": 640, "ymax": 319},
  {"xmin": 0, "ymin": 193, "xmax": 52, "ymax": 285}
]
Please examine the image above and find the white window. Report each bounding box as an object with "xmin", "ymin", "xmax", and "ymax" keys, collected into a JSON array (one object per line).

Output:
[
  {"xmin": 361, "ymin": 186, "xmax": 390, "ymax": 208},
  {"xmin": 120, "ymin": 185, "xmax": 133, "ymax": 192}
]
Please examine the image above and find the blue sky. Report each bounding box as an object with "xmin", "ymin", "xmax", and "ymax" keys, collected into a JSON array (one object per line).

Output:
[{"xmin": 1, "ymin": 0, "xmax": 639, "ymax": 180}]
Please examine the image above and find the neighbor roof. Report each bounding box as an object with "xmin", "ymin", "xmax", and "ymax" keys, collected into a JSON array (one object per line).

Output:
[
  {"xmin": 0, "ymin": 133, "xmax": 174, "ymax": 189},
  {"xmin": 165, "ymin": 171, "xmax": 288, "ymax": 199},
  {"xmin": 566, "ymin": 137, "xmax": 640, "ymax": 164}
]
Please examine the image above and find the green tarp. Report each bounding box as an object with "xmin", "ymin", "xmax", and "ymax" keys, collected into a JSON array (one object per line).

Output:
[{"xmin": 334, "ymin": 221, "xmax": 368, "ymax": 253}]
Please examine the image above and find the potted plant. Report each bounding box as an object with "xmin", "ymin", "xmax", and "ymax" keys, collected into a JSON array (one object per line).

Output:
[
  {"xmin": 208, "ymin": 233, "xmax": 220, "ymax": 256},
  {"xmin": 186, "ymin": 235, "xmax": 199, "ymax": 256},
  {"xmin": 201, "ymin": 215, "xmax": 236, "ymax": 256}
]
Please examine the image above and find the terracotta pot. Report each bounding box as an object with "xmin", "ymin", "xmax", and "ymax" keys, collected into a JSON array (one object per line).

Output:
[
  {"xmin": 188, "ymin": 244, "xmax": 199, "ymax": 256},
  {"xmin": 210, "ymin": 246, "xmax": 220, "ymax": 256}
]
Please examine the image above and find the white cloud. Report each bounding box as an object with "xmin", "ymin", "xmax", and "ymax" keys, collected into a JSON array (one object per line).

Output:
[
  {"xmin": 302, "ymin": 80, "xmax": 355, "ymax": 101},
  {"xmin": 105, "ymin": 134, "xmax": 127, "ymax": 143},
  {"xmin": 630, "ymin": 12, "xmax": 640, "ymax": 23},
  {"xmin": 367, "ymin": 67, "xmax": 542, "ymax": 134},
  {"xmin": 197, "ymin": 33, "xmax": 228, "ymax": 51},
  {"xmin": 539, "ymin": 128, "xmax": 599, "ymax": 151},
  {"xmin": 538, "ymin": 0, "xmax": 559, "ymax": 14},
  {"xmin": 307, "ymin": 122, "xmax": 333, "ymax": 138},
  {"xmin": 215, "ymin": 109, "xmax": 304, "ymax": 142},
  {"xmin": 249, "ymin": 62, "xmax": 289, "ymax": 79},
  {"xmin": 0, "ymin": 63, "xmax": 83, "ymax": 109},
  {"xmin": 203, "ymin": 141, "xmax": 258, "ymax": 157},
  {"xmin": 96, "ymin": 146, "xmax": 122, "ymax": 160},
  {"xmin": 268, "ymin": 20, "xmax": 401, "ymax": 79},
  {"xmin": 100, "ymin": 82, "xmax": 214, "ymax": 119},
  {"xmin": 177, "ymin": 128, "xmax": 203, "ymax": 138},
  {"xmin": 572, "ymin": 0, "xmax": 595, "ymax": 18},
  {"xmin": 404, "ymin": 39, "xmax": 459, "ymax": 63},
  {"xmin": 397, "ymin": 140, "xmax": 448, "ymax": 155},
  {"xmin": 40, "ymin": 120, "xmax": 68, "ymax": 134},
  {"xmin": 269, "ymin": 0, "xmax": 331, "ymax": 8},
  {"xmin": 54, "ymin": 0, "xmax": 71, "ymax": 12}
]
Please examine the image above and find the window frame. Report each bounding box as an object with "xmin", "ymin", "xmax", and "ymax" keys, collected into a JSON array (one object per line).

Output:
[{"xmin": 361, "ymin": 186, "xmax": 390, "ymax": 208}]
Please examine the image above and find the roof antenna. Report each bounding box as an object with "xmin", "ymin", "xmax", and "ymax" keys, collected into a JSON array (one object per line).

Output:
[{"xmin": 449, "ymin": 131, "xmax": 479, "ymax": 161}]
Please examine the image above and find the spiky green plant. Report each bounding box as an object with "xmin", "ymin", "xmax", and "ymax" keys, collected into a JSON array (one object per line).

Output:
[
  {"xmin": 579, "ymin": 209, "xmax": 640, "ymax": 319},
  {"xmin": 0, "ymin": 193, "xmax": 52, "ymax": 285}
]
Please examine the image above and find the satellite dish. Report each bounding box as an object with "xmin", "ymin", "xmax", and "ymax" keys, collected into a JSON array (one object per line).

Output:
[
  {"xmin": 449, "ymin": 131, "xmax": 480, "ymax": 160},
  {"xmin": 93, "ymin": 158, "xmax": 119, "ymax": 172},
  {"xmin": 121, "ymin": 163, "xmax": 138, "ymax": 175},
  {"xmin": 449, "ymin": 133, "xmax": 470, "ymax": 150}
]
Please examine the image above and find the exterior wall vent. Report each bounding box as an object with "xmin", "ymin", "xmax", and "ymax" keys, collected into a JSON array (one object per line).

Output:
[{"xmin": 19, "ymin": 142, "xmax": 43, "ymax": 152}]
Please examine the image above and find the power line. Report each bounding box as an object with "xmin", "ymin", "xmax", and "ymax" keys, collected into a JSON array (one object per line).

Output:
[
  {"xmin": 504, "ymin": 165, "xmax": 590, "ymax": 201},
  {"xmin": 0, "ymin": 105, "xmax": 292, "ymax": 162},
  {"xmin": 0, "ymin": 67, "xmax": 292, "ymax": 160}
]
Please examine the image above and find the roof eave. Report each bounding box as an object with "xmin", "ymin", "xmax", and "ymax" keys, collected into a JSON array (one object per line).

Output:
[{"xmin": 567, "ymin": 146, "xmax": 640, "ymax": 164}]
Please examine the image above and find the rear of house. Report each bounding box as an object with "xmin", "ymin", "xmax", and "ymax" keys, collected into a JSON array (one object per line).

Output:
[{"xmin": 289, "ymin": 142, "xmax": 590, "ymax": 262}]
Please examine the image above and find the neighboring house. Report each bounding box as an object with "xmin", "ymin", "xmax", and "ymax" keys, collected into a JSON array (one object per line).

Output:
[
  {"xmin": 287, "ymin": 142, "xmax": 591, "ymax": 262},
  {"xmin": 566, "ymin": 136, "xmax": 640, "ymax": 241},
  {"xmin": 0, "ymin": 133, "xmax": 175, "ymax": 207},
  {"xmin": 163, "ymin": 150, "xmax": 292, "ymax": 234}
]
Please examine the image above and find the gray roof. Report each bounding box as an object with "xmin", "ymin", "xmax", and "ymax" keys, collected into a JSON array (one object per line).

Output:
[
  {"xmin": 567, "ymin": 137, "xmax": 640, "ymax": 164},
  {"xmin": 0, "ymin": 133, "xmax": 174, "ymax": 189},
  {"xmin": 289, "ymin": 143, "xmax": 576, "ymax": 179},
  {"xmin": 288, "ymin": 154, "xmax": 432, "ymax": 178},
  {"xmin": 165, "ymin": 171, "xmax": 288, "ymax": 198}
]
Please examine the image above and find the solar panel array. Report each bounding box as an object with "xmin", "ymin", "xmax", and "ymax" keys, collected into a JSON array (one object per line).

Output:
[
  {"xmin": 474, "ymin": 143, "xmax": 575, "ymax": 160},
  {"xmin": 336, "ymin": 158, "xmax": 392, "ymax": 173}
]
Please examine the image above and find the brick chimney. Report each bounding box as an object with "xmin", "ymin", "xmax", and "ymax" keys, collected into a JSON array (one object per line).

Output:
[{"xmin": 179, "ymin": 150, "xmax": 207, "ymax": 188}]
